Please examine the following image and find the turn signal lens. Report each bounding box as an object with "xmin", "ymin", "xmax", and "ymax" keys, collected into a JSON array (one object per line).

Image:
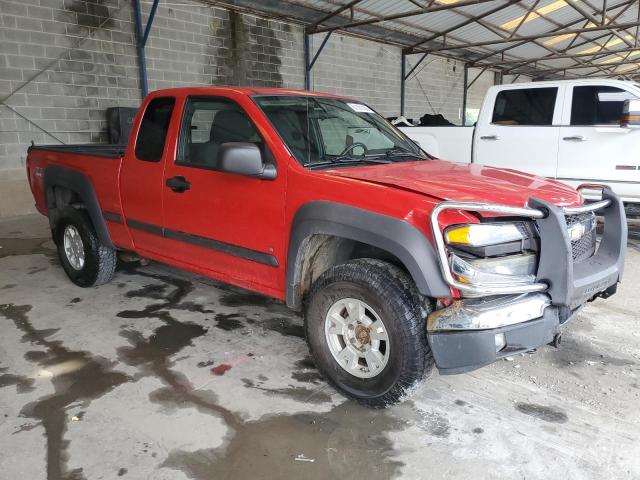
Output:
[{"xmin": 445, "ymin": 223, "xmax": 528, "ymax": 247}]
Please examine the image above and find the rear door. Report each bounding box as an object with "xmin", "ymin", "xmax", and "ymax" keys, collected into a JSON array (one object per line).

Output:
[
  {"xmin": 557, "ymin": 83, "xmax": 640, "ymax": 200},
  {"xmin": 160, "ymin": 95, "xmax": 286, "ymax": 293},
  {"xmin": 473, "ymin": 85, "xmax": 562, "ymax": 178},
  {"xmin": 120, "ymin": 96, "xmax": 177, "ymax": 256}
]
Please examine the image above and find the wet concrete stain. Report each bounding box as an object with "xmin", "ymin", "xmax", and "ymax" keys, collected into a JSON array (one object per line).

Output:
[
  {"xmin": 117, "ymin": 268, "xmax": 214, "ymax": 321},
  {"xmin": 211, "ymin": 364, "xmax": 232, "ymax": 376},
  {"xmin": 454, "ymin": 399, "xmax": 467, "ymax": 406},
  {"xmin": 291, "ymin": 370, "xmax": 323, "ymax": 385},
  {"xmin": 0, "ymin": 237, "xmax": 56, "ymax": 259},
  {"xmin": 2, "ymin": 283, "xmax": 17, "ymax": 289},
  {"xmin": 515, "ymin": 403, "xmax": 569, "ymax": 424},
  {"xmin": 553, "ymin": 335, "xmax": 635, "ymax": 368},
  {"xmin": 28, "ymin": 266, "xmax": 48, "ymax": 275},
  {"xmin": 218, "ymin": 290, "xmax": 275, "ymax": 308},
  {"xmin": 0, "ymin": 303, "xmax": 130, "ymax": 480},
  {"xmin": 0, "ymin": 367, "xmax": 35, "ymax": 393},
  {"xmin": 161, "ymin": 400, "xmax": 405, "ymax": 480},
  {"xmin": 113, "ymin": 269, "xmax": 404, "ymax": 479},
  {"xmin": 295, "ymin": 357, "xmax": 316, "ymax": 370},
  {"xmin": 410, "ymin": 406, "xmax": 451, "ymax": 438},
  {"xmin": 261, "ymin": 316, "xmax": 305, "ymax": 339},
  {"xmin": 197, "ymin": 360, "xmax": 215, "ymax": 368},
  {"xmin": 241, "ymin": 377, "xmax": 331, "ymax": 404},
  {"xmin": 473, "ymin": 427, "xmax": 484, "ymax": 434},
  {"xmin": 214, "ymin": 313, "xmax": 244, "ymax": 331}
]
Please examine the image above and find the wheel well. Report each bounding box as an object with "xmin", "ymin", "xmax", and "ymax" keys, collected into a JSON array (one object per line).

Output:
[
  {"xmin": 46, "ymin": 185, "xmax": 84, "ymax": 240},
  {"xmin": 295, "ymin": 234, "xmax": 408, "ymax": 307}
]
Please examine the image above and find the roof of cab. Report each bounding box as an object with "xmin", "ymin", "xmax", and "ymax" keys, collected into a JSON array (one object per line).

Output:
[{"xmin": 148, "ymin": 86, "xmax": 353, "ymax": 99}]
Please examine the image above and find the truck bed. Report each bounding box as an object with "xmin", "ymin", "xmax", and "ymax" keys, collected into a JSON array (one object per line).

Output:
[
  {"xmin": 400, "ymin": 126, "xmax": 474, "ymax": 164},
  {"xmin": 30, "ymin": 144, "xmax": 126, "ymax": 159}
]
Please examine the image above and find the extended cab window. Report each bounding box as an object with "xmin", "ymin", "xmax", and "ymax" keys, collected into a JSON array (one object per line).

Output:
[
  {"xmin": 492, "ymin": 88, "xmax": 557, "ymax": 126},
  {"xmin": 571, "ymin": 86, "xmax": 638, "ymax": 126},
  {"xmin": 177, "ymin": 97, "xmax": 263, "ymax": 168},
  {"xmin": 135, "ymin": 97, "xmax": 175, "ymax": 162}
]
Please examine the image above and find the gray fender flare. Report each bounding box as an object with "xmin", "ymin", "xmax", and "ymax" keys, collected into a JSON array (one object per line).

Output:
[
  {"xmin": 43, "ymin": 165, "xmax": 114, "ymax": 249},
  {"xmin": 286, "ymin": 201, "xmax": 450, "ymax": 310}
]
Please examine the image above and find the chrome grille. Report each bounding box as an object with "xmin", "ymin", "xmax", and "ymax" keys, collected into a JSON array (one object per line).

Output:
[{"xmin": 565, "ymin": 212, "xmax": 597, "ymax": 263}]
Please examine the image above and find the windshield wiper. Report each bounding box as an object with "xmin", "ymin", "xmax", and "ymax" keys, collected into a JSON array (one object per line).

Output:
[{"xmin": 306, "ymin": 155, "xmax": 391, "ymax": 170}]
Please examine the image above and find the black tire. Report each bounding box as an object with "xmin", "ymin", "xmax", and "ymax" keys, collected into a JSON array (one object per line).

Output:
[
  {"xmin": 54, "ymin": 207, "xmax": 116, "ymax": 287},
  {"xmin": 304, "ymin": 258, "xmax": 434, "ymax": 408}
]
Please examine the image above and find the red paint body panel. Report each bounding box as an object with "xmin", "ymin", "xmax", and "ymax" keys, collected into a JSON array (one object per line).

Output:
[{"xmin": 26, "ymin": 86, "xmax": 585, "ymax": 302}]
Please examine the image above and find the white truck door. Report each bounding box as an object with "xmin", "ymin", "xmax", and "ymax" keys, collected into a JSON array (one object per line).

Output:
[
  {"xmin": 557, "ymin": 84, "xmax": 640, "ymax": 203},
  {"xmin": 473, "ymin": 85, "xmax": 562, "ymax": 178}
]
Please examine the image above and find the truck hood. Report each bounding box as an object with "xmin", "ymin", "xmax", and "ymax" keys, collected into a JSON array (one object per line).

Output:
[{"xmin": 324, "ymin": 160, "xmax": 582, "ymax": 207}]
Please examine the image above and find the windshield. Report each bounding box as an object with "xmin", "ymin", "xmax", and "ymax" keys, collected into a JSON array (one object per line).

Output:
[{"xmin": 253, "ymin": 95, "xmax": 428, "ymax": 168}]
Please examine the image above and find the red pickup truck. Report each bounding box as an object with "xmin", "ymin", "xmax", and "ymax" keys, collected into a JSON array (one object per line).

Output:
[{"xmin": 26, "ymin": 87, "xmax": 627, "ymax": 407}]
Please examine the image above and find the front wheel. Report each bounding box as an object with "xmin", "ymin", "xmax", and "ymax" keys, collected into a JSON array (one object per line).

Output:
[
  {"xmin": 304, "ymin": 259, "xmax": 434, "ymax": 407},
  {"xmin": 55, "ymin": 207, "xmax": 117, "ymax": 287}
]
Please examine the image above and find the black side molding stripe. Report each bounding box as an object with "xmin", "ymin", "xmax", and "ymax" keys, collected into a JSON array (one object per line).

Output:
[
  {"xmin": 103, "ymin": 211, "xmax": 123, "ymax": 224},
  {"xmin": 127, "ymin": 218, "xmax": 163, "ymax": 236},
  {"xmin": 126, "ymin": 218, "xmax": 278, "ymax": 267}
]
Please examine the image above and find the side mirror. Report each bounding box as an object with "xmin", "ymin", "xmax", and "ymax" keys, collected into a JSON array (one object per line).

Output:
[
  {"xmin": 217, "ymin": 142, "xmax": 277, "ymax": 180},
  {"xmin": 621, "ymin": 99, "xmax": 640, "ymax": 129}
]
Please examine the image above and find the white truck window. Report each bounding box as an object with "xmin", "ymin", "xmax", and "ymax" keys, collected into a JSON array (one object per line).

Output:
[
  {"xmin": 571, "ymin": 85, "xmax": 637, "ymax": 126},
  {"xmin": 491, "ymin": 88, "xmax": 557, "ymax": 126}
]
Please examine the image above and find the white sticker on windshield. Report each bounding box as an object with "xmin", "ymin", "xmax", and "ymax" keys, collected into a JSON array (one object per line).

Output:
[{"xmin": 347, "ymin": 103, "xmax": 375, "ymax": 114}]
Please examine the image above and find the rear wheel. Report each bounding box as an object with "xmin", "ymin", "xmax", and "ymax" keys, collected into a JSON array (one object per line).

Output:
[
  {"xmin": 304, "ymin": 258, "xmax": 434, "ymax": 407},
  {"xmin": 55, "ymin": 207, "xmax": 116, "ymax": 287}
]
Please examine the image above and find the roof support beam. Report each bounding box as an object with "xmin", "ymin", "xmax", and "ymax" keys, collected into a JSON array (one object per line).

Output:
[
  {"xmin": 414, "ymin": 20, "xmax": 640, "ymax": 53},
  {"xmin": 471, "ymin": 0, "xmax": 640, "ymax": 64},
  {"xmin": 471, "ymin": 0, "xmax": 636, "ymax": 70},
  {"xmin": 310, "ymin": 0, "xmax": 497, "ymax": 35},
  {"xmin": 309, "ymin": 0, "xmax": 363, "ymax": 30},
  {"xmin": 475, "ymin": 45, "xmax": 640, "ymax": 68},
  {"xmin": 405, "ymin": 0, "xmax": 520, "ymax": 52},
  {"xmin": 510, "ymin": 58, "xmax": 640, "ymax": 75},
  {"xmin": 564, "ymin": 0, "xmax": 634, "ymax": 47}
]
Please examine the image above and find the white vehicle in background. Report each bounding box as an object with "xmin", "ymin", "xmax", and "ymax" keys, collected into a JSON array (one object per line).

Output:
[{"xmin": 400, "ymin": 79, "xmax": 640, "ymax": 213}]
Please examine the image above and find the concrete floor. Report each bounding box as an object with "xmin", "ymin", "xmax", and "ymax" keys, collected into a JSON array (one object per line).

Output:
[{"xmin": 1, "ymin": 214, "xmax": 639, "ymax": 480}]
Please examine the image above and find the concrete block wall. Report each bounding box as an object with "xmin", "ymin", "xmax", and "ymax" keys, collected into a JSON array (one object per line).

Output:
[{"xmin": 0, "ymin": 0, "xmax": 496, "ymax": 216}]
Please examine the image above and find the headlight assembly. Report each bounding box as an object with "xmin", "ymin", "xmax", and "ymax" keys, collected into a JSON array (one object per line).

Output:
[
  {"xmin": 445, "ymin": 222, "xmax": 537, "ymax": 257},
  {"xmin": 450, "ymin": 253, "xmax": 537, "ymax": 287}
]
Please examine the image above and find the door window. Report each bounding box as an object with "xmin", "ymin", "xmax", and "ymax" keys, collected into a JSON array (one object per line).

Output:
[
  {"xmin": 135, "ymin": 97, "xmax": 175, "ymax": 162},
  {"xmin": 492, "ymin": 88, "xmax": 558, "ymax": 126},
  {"xmin": 177, "ymin": 97, "xmax": 263, "ymax": 169},
  {"xmin": 570, "ymin": 85, "xmax": 637, "ymax": 126}
]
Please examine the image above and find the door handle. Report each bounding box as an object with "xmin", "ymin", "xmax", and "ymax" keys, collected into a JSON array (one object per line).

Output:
[
  {"xmin": 166, "ymin": 175, "xmax": 191, "ymax": 193},
  {"xmin": 480, "ymin": 135, "xmax": 499, "ymax": 140},
  {"xmin": 562, "ymin": 135, "xmax": 587, "ymax": 142}
]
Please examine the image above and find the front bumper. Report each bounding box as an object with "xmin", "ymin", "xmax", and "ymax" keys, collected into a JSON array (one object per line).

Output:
[
  {"xmin": 428, "ymin": 293, "xmax": 584, "ymax": 374},
  {"xmin": 427, "ymin": 187, "xmax": 626, "ymax": 374}
]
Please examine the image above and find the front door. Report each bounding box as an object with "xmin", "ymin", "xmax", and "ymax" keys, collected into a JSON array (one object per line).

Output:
[
  {"xmin": 557, "ymin": 84, "xmax": 640, "ymax": 201},
  {"xmin": 474, "ymin": 85, "xmax": 562, "ymax": 179},
  {"xmin": 161, "ymin": 96, "xmax": 286, "ymax": 294}
]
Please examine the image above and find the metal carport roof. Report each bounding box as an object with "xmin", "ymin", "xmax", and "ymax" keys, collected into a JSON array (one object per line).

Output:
[{"xmin": 214, "ymin": 0, "xmax": 640, "ymax": 80}]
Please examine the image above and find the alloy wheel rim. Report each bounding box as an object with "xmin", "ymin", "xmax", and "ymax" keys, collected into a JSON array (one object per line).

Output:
[
  {"xmin": 324, "ymin": 298, "xmax": 390, "ymax": 379},
  {"xmin": 63, "ymin": 225, "xmax": 85, "ymax": 270}
]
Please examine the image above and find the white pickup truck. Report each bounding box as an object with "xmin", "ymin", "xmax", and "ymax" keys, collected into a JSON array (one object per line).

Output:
[{"xmin": 401, "ymin": 79, "xmax": 640, "ymax": 210}]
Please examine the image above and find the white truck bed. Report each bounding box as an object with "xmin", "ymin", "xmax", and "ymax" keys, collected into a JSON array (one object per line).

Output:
[{"xmin": 399, "ymin": 126, "xmax": 473, "ymax": 163}]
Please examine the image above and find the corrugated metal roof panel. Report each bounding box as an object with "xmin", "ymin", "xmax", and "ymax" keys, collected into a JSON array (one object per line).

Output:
[{"xmin": 268, "ymin": 0, "xmax": 640, "ymax": 77}]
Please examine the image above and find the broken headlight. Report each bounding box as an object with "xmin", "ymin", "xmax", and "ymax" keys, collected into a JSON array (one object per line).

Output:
[{"xmin": 445, "ymin": 222, "xmax": 539, "ymax": 288}]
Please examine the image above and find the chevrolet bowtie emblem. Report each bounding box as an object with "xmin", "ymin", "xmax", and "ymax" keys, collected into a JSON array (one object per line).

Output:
[{"xmin": 568, "ymin": 222, "xmax": 586, "ymax": 242}]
